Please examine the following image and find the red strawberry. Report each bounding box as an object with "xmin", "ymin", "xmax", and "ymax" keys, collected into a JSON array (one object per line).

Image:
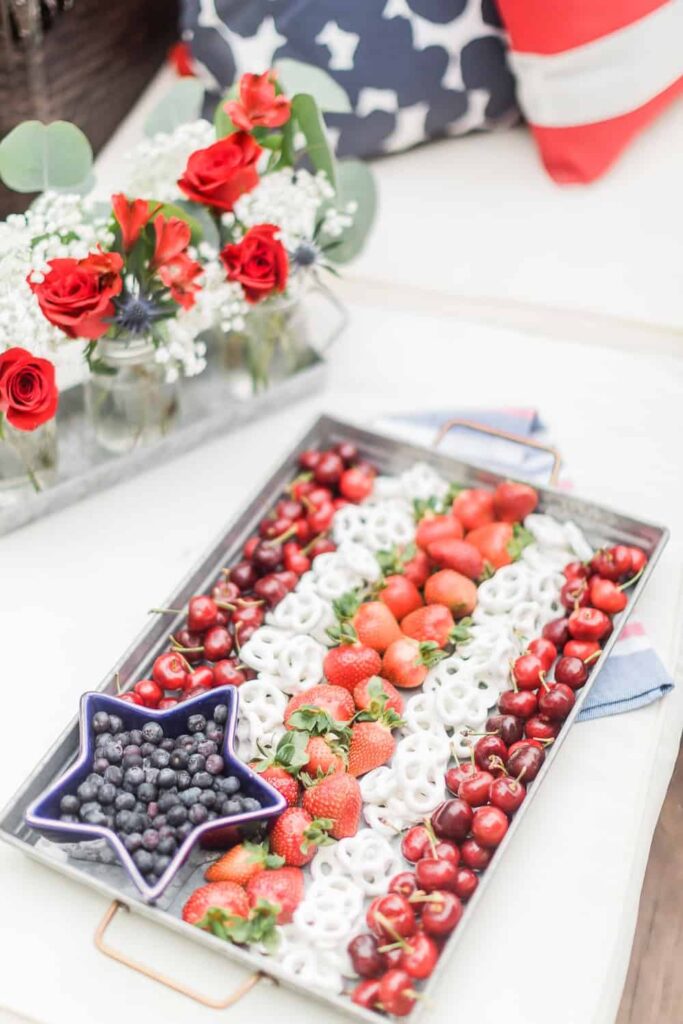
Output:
[
  {"xmin": 247, "ymin": 866, "xmax": 305, "ymax": 923},
  {"xmin": 415, "ymin": 513, "xmax": 463, "ymax": 550},
  {"xmin": 284, "ymin": 684, "xmax": 355, "ymax": 729},
  {"xmin": 493, "ymin": 481, "xmax": 539, "ymax": 523},
  {"xmin": 305, "ymin": 735, "xmax": 347, "ymax": 775},
  {"xmin": 401, "ymin": 604, "xmax": 455, "ymax": 646},
  {"xmin": 382, "ymin": 637, "xmax": 445, "ymax": 689},
  {"xmin": 251, "ymin": 730, "xmax": 309, "ymax": 805},
  {"xmin": 353, "ymin": 675, "xmax": 404, "ymax": 716},
  {"xmin": 205, "ymin": 841, "xmax": 282, "ymax": 885},
  {"xmin": 404, "ymin": 548, "xmax": 431, "ymax": 588},
  {"xmin": 270, "ymin": 806, "xmax": 332, "ymax": 866},
  {"xmin": 323, "ymin": 643, "xmax": 382, "ymax": 693},
  {"xmin": 378, "ymin": 574, "xmax": 423, "ymax": 620},
  {"xmin": 353, "ymin": 601, "xmax": 402, "ymax": 652},
  {"xmin": 423, "ymin": 570, "xmax": 478, "ymax": 618},
  {"xmin": 451, "ymin": 488, "xmax": 495, "ymax": 531},
  {"xmin": 303, "ymin": 772, "xmax": 362, "ymax": 839},
  {"xmin": 182, "ymin": 881, "xmax": 249, "ymax": 926},
  {"xmin": 466, "ymin": 522, "xmax": 532, "ymax": 570},
  {"xmin": 257, "ymin": 766, "xmax": 300, "ymax": 806},
  {"xmin": 348, "ymin": 721, "xmax": 396, "ymax": 777},
  {"xmin": 427, "ymin": 538, "xmax": 484, "ymax": 580}
]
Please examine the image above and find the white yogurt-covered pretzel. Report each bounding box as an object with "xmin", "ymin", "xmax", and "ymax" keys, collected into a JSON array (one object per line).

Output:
[
  {"xmin": 564, "ymin": 520, "xmax": 593, "ymax": 561},
  {"xmin": 277, "ymin": 634, "xmax": 326, "ymax": 694},
  {"xmin": 399, "ymin": 462, "xmax": 450, "ymax": 501},
  {"xmin": 477, "ymin": 563, "xmax": 531, "ymax": 614},
  {"xmin": 274, "ymin": 934, "xmax": 344, "ymax": 994},
  {"xmin": 522, "ymin": 543, "xmax": 571, "ymax": 573},
  {"xmin": 336, "ymin": 540, "xmax": 382, "ymax": 582},
  {"xmin": 267, "ymin": 591, "xmax": 335, "ymax": 646},
  {"xmin": 292, "ymin": 876, "xmax": 364, "ymax": 949},
  {"xmin": 362, "ymin": 504, "xmax": 415, "ymax": 551},
  {"xmin": 239, "ymin": 626, "xmax": 292, "ymax": 674},
  {"xmin": 525, "ymin": 513, "xmax": 571, "ymax": 549},
  {"xmin": 332, "ymin": 504, "xmax": 369, "ymax": 545},
  {"xmin": 235, "ymin": 678, "xmax": 287, "ymax": 760},
  {"xmin": 334, "ymin": 830, "xmax": 402, "ymax": 896}
]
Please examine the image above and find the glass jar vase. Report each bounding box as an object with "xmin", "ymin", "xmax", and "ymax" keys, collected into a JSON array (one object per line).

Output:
[
  {"xmin": 0, "ymin": 418, "xmax": 58, "ymax": 506},
  {"xmin": 84, "ymin": 338, "xmax": 179, "ymax": 455},
  {"xmin": 221, "ymin": 290, "xmax": 319, "ymax": 398}
]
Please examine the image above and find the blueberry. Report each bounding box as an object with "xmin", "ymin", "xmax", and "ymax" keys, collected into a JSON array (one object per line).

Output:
[
  {"xmin": 104, "ymin": 765, "xmax": 124, "ymax": 786},
  {"xmin": 158, "ymin": 791, "xmax": 179, "ymax": 813},
  {"xmin": 175, "ymin": 733, "xmax": 191, "ymax": 748},
  {"xmin": 213, "ymin": 705, "xmax": 228, "ymax": 725},
  {"xmin": 108, "ymin": 715, "xmax": 123, "ymax": 735},
  {"xmin": 224, "ymin": 799, "xmax": 242, "ymax": 815},
  {"xmin": 154, "ymin": 814, "xmax": 167, "ymax": 829},
  {"xmin": 157, "ymin": 836, "xmax": 177, "ymax": 856},
  {"xmin": 169, "ymin": 749, "xmax": 188, "ymax": 770},
  {"xmin": 180, "ymin": 737, "xmax": 197, "ymax": 753},
  {"xmin": 122, "ymin": 753, "xmax": 143, "ymax": 771},
  {"xmin": 114, "ymin": 792, "xmax": 136, "ymax": 811},
  {"xmin": 92, "ymin": 711, "xmax": 110, "ymax": 734},
  {"xmin": 179, "ymin": 786, "xmax": 201, "ymax": 806},
  {"xmin": 199, "ymin": 790, "xmax": 217, "ymax": 808},
  {"xmin": 115, "ymin": 809, "xmax": 133, "ymax": 830},
  {"xmin": 140, "ymin": 742, "xmax": 155, "ymax": 758},
  {"xmin": 147, "ymin": 801, "xmax": 159, "ymax": 819},
  {"xmin": 150, "ymin": 749, "xmax": 170, "ymax": 769},
  {"xmin": 123, "ymin": 767, "xmax": 144, "ymax": 789},
  {"xmin": 142, "ymin": 722, "xmax": 163, "ymax": 744},
  {"xmin": 217, "ymin": 776, "xmax": 240, "ymax": 795},
  {"xmin": 187, "ymin": 753, "xmax": 206, "ymax": 774},
  {"xmin": 129, "ymin": 729, "xmax": 144, "ymax": 746},
  {"xmin": 117, "ymin": 732, "xmax": 130, "ymax": 747},
  {"xmin": 176, "ymin": 821, "xmax": 194, "ymax": 841},
  {"xmin": 124, "ymin": 832, "xmax": 142, "ymax": 853},
  {"xmin": 167, "ymin": 805, "xmax": 188, "ymax": 827},
  {"xmin": 141, "ymin": 828, "xmax": 159, "ymax": 852},
  {"xmin": 205, "ymin": 722, "xmax": 223, "ymax": 743},
  {"xmin": 153, "ymin": 854, "xmax": 172, "ymax": 875},
  {"xmin": 125, "ymin": 812, "xmax": 147, "ymax": 834},
  {"xmin": 60, "ymin": 794, "xmax": 80, "ymax": 815},
  {"xmin": 83, "ymin": 808, "xmax": 109, "ymax": 826},
  {"xmin": 123, "ymin": 743, "xmax": 142, "ymax": 758},
  {"xmin": 77, "ymin": 781, "xmax": 98, "ymax": 803},
  {"xmin": 242, "ymin": 797, "xmax": 261, "ymax": 812},
  {"xmin": 189, "ymin": 804, "xmax": 208, "ymax": 825},
  {"xmin": 192, "ymin": 732, "xmax": 207, "ymax": 745},
  {"xmin": 192, "ymin": 772, "xmax": 213, "ymax": 790},
  {"xmin": 133, "ymin": 849, "xmax": 155, "ymax": 874},
  {"xmin": 176, "ymin": 771, "xmax": 191, "ymax": 791},
  {"xmin": 92, "ymin": 757, "xmax": 109, "ymax": 775},
  {"xmin": 95, "ymin": 732, "xmax": 112, "ymax": 748},
  {"xmin": 86, "ymin": 772, "xmax": 104, "ymax": 788},
  {"xmin": 157, "ymin": 768, "xmax": 177, "ymax": 789},
  {"xmin": 160, "ymin": 738, "xmax": 175, "ymax": 753},
  {"xmin": 79, "ymin": 800, "xmax": 102, "ymax": 819},
  {"xmin": 197, "ymin": 741, "xmax": 218, "ymax": 758},
  {"xmin": 205, "ymin": 755, "xmax": 225, "ymax": 776},
  {"xmin": 60, "ymin": 813, "xmax": 79, "ymax": 824},
  {"xmin": 104, "ymin": 743, "xmax": 123, "ymax": 765},
  {"xmin": 137, "ymin": 783, "xmax": 157, "ymax": 803},
  {"xmin": 187, "ymin": 714, "xmax": 206, "ymax": 734},
  {"xmin": 158, "ymin": 824, "xmax": 177, "ymax": 840},
  {"xmin": 99, "ymin": 783, "xmax": 117, "ymax": 805}
]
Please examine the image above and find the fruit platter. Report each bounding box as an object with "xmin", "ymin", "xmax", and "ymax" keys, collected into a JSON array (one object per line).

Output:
[{"xmin": 0, "ymin": 415, "xmax": 667, "ymax": 1021}]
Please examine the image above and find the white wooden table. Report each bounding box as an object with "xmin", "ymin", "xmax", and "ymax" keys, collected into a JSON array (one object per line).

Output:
[{"xmin": 1, "ymin": 305, "xmax": 682, "ymax": 1024}]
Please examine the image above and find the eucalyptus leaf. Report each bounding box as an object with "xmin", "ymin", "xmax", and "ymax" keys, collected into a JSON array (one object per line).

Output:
[
  {"xmin": 214, "ymin": 102, "xmax": 237, "ymax": 140},
  {"xmin": 175, "ymin": 199, "xmax": 220, "ymax": 250},
  {"xmin": 275, "ymin": 59, "xmax": 351, "ymax": 113},
  {"xmin": 0, "ymin": 120, "xmax": 93, "ymax": 193},
  {"xmin": 291, "ymin": 93, "xmax": 336, "ymax": 189},
  {"xmin": 326, "ymin": 159, "xmax": 377, "ymax": 264},
  {"xmin": 144, "ymin": 79, "xmax": 205, "ymax": 137}
]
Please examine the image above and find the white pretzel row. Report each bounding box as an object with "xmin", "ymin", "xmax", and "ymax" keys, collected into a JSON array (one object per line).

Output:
[
  {"xmin": 310, "ymin": 829, "xmax": 401, "ymax": 897},
  {"xmin": 292, "ymin": 876, "xmax": 364, "ymax": 950},
  {"xmin": 267, "ymin": 591, "xmax": 335, "ymax": 647}
]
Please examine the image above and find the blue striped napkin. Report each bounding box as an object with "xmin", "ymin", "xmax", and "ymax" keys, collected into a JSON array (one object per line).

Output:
[{"xmin": 375, "ymin": 408, "xmax": 674, "ymax": 721}]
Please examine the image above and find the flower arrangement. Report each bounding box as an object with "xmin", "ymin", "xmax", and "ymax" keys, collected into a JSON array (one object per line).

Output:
[{"xmin": 0, "ymin": 347, "xmax": 59, "ymax": 493}]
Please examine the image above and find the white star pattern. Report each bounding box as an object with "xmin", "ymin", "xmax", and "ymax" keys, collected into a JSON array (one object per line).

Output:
[
  {"xmin": 315, "ymin": 21, "xmax": 360, "ymax": 71},
  {"xmin": 380, "ymin": 100, "xmax": 430, "ymax": 152},
  {"xmin": 199, "ymin": 2, "xmax": 287, "ymax": 78},
  {"xmin": 356, "ymin": 87, "xmax": 400, "ymax": 117}
]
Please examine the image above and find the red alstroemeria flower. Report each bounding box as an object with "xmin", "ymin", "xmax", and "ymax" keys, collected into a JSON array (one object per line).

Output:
[
  {"xmin": 225, "ymin": 71, "xmax": 291, "ymax": 132},
  {"xmin": 168, "ymin": 41, "xmax": 196, "ymax": 78},
  {"xmin": 112, "ymin": 194, "xmax": 157, "ymax": 251},
  {"xmin": 158, "ymin": 253, "xmax": 203, "ymax": 310},
  {"xmin": 150, "ymin": 215, "xmax": 192, "ymax": 271}
]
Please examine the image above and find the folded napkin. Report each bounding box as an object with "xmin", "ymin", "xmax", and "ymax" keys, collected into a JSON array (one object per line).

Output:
[{"xmin": 375, "ymin": 408, "xmax": 674, "ymax": 721}]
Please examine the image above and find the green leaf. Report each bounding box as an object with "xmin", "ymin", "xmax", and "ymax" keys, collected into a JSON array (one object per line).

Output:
[
  {"xmin": 146, "ymin": 200, "xmax": 205, "ymax": 246},
  {"xmin": 144, "ymin": 79, "xmax": 205, "ymax": 137},
  {"xmin": 214, "ymin": 102, "xmax": 237, "ymax": 140},
  {"xmin": 291, "ymin": 93, "xmax": 336, "ymax": 188},
  {"xmin": 325, "ymin": 159, "xmax": 377, "ymax": 264},
  {"xmin": 174, "ymin": 199, "xmax": 220, "ymax": 250},
  {"xmin": 0, "ymin": 120, "xmax": 93, "ymax": 193},
  {"xmin": 275, "ymin": 59, "xmax": 351, "ymax": 113}
]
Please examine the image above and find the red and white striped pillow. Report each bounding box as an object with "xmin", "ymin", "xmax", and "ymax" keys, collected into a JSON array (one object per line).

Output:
[{"xmin": 496, "ymin": 0, "xmax": 683, "ymax": 183}]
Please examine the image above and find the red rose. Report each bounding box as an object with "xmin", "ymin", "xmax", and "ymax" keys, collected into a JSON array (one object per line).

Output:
[
  {"xmin": 220, "ymin": 223, "xmax": 289, "ymax": 303},
  {"xmin": 112, "ymin": 194, "xmax": 157, "ymax": 251},
  {"xmin": 178, "ymin": 133, "xmax": 262, "ymax": 213},
  {"xmin": 225, "ymin": 71, "xmax": 291, "ymax": 132},
  {"xmin": 158, "ymin": 253, "xmax": 203, "ymax": 310},
  {"xmin": 0, "ymin": 347, "xmax": 58, "ymax": 431},
  {"xmin": 150, "ymin": 214, "xmax": 192, "ymax": 271},
  {"xmin": 29, "ymin": 248, "xmax": 123, "ymax": 340}
]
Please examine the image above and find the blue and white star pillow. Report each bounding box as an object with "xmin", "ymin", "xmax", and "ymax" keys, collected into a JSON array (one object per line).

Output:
[{"xmin": 180, "ymin": 0, "xmax": 519, "ymax": 157}]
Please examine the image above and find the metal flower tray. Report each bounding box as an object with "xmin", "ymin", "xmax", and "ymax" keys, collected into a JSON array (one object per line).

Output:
[{"xmin": 0, "ymin": 414, "xmax": 669, "ymax": 1021}]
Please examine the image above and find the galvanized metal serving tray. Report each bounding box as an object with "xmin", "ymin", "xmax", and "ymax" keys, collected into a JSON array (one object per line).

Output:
[{"xmin": 0, "ymin": 414, "xmax": 669, "ymax": 1021}]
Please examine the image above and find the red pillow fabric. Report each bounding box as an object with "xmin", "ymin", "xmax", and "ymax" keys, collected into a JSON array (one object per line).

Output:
[{"xmin": 496, "ymin": 0, "xmax": 683, "ymax": 183}]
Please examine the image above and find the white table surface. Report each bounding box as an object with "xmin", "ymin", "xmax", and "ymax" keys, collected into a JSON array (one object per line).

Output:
[{"xmin": 1, "ymin": 307, "xmax": 682, "ymax": 1023}]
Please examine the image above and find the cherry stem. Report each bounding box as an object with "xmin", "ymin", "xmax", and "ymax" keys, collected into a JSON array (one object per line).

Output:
[
  {"xmin": 408, "ymin": 892, "xmax": 443, "ymax": 904},
  {"xmin": 373, "ymin": 911, "xmax": 403, "ymax": 944},
  {"xmin": 302, "ymin": 533, "xmax": 325, "ymax": 555},
  {"xmin": 114, "ymin": 671, "xmax": 122, "ymax": 695},
  {"xmin": 215, "ymin": 601, "xmax": 236, "ymax": 612},
  {"xmin": 150, "ymin": 607, "xmax": 183, "ymax": 615},
  {"xmin": 172, "ymin": 645, "xmax": 204, "ymax": 654},
  {"xmin": 584, "ymin": 649, "xmax": 602, "ymax": 665},
  {"xmin": 619, "ymin": 565, "xmax": 645, "ymax": 591},
  {"xmin": 272, "ymin": 524, "xmax": 298, "ymax": 545}
]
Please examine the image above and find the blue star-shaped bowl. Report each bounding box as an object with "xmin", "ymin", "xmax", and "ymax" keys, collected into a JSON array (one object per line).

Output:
[{"xmin": 25, "ymin": 686, "xmax": 286, "ymax": 903}]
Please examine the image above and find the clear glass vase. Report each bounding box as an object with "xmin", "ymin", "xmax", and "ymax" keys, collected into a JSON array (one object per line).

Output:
[
  {"xmin": 0, "ymin": 419, "xmax": 58, "ymax": 506},
  {"xmin": 84, "ymin": 338, "xmax": 180, "ymax": 455},
  {"xmin": 221, "ymin": 291, "xmax": 320, "ymax": 398}
]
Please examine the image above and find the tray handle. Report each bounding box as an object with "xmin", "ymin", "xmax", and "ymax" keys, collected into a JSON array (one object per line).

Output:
[
  {"xmin": 95, "ymin": 901, "xmax": 263, "ymax": 1010},
  {"xmin": 432, "ymin": 417, "xmax": 562, "ymax": 486}
]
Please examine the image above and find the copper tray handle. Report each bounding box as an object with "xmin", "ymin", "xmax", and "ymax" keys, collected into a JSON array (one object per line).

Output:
[
  {"xmin": 95, "ymin": 901, "xmax": 263, "ymax": 1009},
  {"xmin": 432, "ymin": 417, "xmax": 562, "ymax": 487}
]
